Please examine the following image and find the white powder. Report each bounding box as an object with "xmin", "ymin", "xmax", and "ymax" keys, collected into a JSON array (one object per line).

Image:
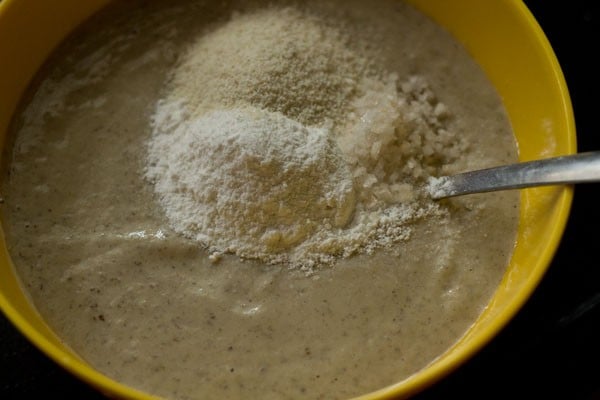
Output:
[
  {"xmin": 426, "ymin": 176, "xmax": 454, "ymax": 199},
  {"xmin": 146, "ymin": 107, "xmax": 356, "ymax": 262},
  {"xmin": 145, "ymin": 5, "xmax": 466, "ymax": 270},
  {"xmin": 336, "ymin": 75, "xmax": 465, "ymax": 211}
]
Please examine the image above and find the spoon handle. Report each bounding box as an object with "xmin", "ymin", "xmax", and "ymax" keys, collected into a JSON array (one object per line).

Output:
[{"xmin": 428, "ymin": 151, "xmax": 600, "ymax": 199}]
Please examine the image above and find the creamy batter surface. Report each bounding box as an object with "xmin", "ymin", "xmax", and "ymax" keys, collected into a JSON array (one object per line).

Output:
[{"xmin": 0, "ymin": 1, "xmax": 519, "ymax": 399}]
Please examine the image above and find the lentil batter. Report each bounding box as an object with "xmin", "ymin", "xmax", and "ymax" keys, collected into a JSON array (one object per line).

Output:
[{"xmin": 0, "ymin": 0, "xmax": 519, "ymax": 399}]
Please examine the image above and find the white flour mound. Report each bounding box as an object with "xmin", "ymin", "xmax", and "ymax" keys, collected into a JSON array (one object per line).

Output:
[
  {"xmin": 146, "ymin": 103, "xmax": 447, "ymax": 270},
  {"xmin": 146, "ymin": 107, "xmax": 357, "ymax": 265},
  {"xmin": 145, "ymin": 5, "xmax": 465, "ymax": 270}
]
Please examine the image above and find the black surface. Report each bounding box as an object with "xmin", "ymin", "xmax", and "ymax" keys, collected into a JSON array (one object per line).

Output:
[{"xmin": 1, "ymin": 1, "xmax": 599, "ymax": 399}]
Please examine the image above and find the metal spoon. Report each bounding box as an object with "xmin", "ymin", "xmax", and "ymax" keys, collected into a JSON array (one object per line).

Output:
[{"xmin": 427, "ymin": 151, "xmax": 600, "ymax": 200}]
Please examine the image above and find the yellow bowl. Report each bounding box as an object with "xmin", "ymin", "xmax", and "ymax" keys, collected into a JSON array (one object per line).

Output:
[{"xmin": 0, "ymin": 0, "xmax": 575, "ymax": 399}]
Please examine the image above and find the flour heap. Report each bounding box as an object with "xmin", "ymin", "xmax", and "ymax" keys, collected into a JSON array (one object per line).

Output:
[
  {"xmin": 166, "ymin": 6, "xmax": 370, "ymax": 126},
  {"xmin": 146, "ymin": 5, "xmax": 467, "ymax": 269},
  {"xmin": 146, "ymin": 107, "xmax": 356, "ymax": 261}
]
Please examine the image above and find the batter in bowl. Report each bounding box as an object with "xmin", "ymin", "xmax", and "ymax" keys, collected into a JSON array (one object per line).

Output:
[{"xmin": 0, "ymin": 0, "xmax": 519, "ymax": 398}]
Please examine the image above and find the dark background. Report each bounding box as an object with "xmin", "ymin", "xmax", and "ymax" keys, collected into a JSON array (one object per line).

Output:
[{"xmin": 1, "ymin": 1, "xmax": 599, "ymax": 399}]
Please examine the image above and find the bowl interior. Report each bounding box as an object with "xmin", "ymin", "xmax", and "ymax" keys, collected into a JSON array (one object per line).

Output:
[{"xmin": 0, "ymin": 0, "xmax": 574, "ymax": 399}]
